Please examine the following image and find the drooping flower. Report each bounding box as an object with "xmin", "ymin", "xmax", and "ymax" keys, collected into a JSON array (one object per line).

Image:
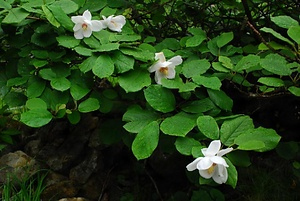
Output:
[
  {"xmin": 101, "ymin": 15, "xmax": 126, "ymax": 32},
  {"xmin": 186, "ymin": 140, "xmax": 233, "ymax": 184},
  {"xmin": 71, "ymin": 10, "xmax": 103, "ymax": 39},
  {"xmin": 148, "ymin": 52, "xmax": 182, "ymax": 84}
]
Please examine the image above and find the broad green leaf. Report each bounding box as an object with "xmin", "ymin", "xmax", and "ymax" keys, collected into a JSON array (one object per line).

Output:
[
  {"xmin": 217, "ymin": 32, "xmax": 234, "ymax": 48},
  {"xmin": 95, "ymin": 43, "xmax": 120, "ymax": 52},
  {"xmin": 42, "ymin": 5, "xmax": 60, "ymax": 28},
  {"xmin": 225, "ymin": 158, "xmax": 237, "ymax": 188},
  {"xmin": 7, "ymin": 77, "xmax": 28, "ymax": 87},
  {"xmin": 78, "ymin": 98, "xmax": 100, "ymax": 113},
  {"xmin": 0, "ymin": 0, "xmax": 11, "ymax": 9},
  {"xmin": 123, "ymin": 105, "xmax": 159, "ymax": 133},
  {"xmin": 197, "ymin": 115, "xmax": 219, "ymax": 140},
  {"xmin": 79, "ymin": 55, "xmax": 97, "ymax": 73},
  {"xmin": 111, "ymin": 34, "xmax": 141, "ymax": 42},
  {"xmin": 220, "ymin": 116, "xmax": 254, "ymax": 146},
  {"xmin": 2, "ymin": 8, "xmax": 29, "ymax": 24},
  {"xmin": 234, "ymin": 55, "xmax": 260, "ymax": 72},
  {"xmin": 40, "ymin": 88, "xmax": 69, "ymax": 111},
  {"xmin": 92, "ymin": 55, "xmax": 114, "ymax": 78},
  {"xmin": 4, "ymin": 92, "xmax": 27, "ymax": 107},
  {"xmin": 207, "ymin": 89, "xmax": 233, "ymax": 111},
  {"xmin": 219, "ymin": 56, "xmax": 233, "ymax": 69},
  {"xmin": 144, "ymin": 85, "xmax": 176, "ymax": 113},
  {"xmin": 234, "ymin": 127, "xmax": 281, "ymax": 152},
  {"xmin": 50, "ymin": 77, "xmax": 71, "ymax": 92},
  {"xmin": 119, "ymin": 68, "xmax": 151, "ymax": 92},
  {"xmin": 188, "ymin": 27, "xmax": 206, "ymax": 36},
  {"xmin": 160, "ymin": 112, "xmax": 196, "ymax": 137},
  {"xmin": 227, "ymin": 151, "xmax": 251, "ymax": 167},
  {"xmin": 212, "ymin": 62, "xmax": 230, "ymax": 73},
  {"xmin": 288, "ymin": 86, "xmax": 300, "ymax": 97},
  {"xmin": 186, "ymin": 35, "xmax": 206, "ymax": 47},
  {"xmin": 67, "ymin": 110, "xmax": 81, "ymax": 124},
  {"xmin": 182, "ymin": 59, "xmax": 210, "ymax": 78},
  {"xmin": 175, "ymin": 137, "xmax": 203, "ymax": 156},
  {"xmin": 260, "ymin": 54, "xmax": 291, "ymax": 76},
  {"xmin": 20, "ymin": 110, "xmax": 52, "ymax": 128},
  {"xmin": 181, "ymin": 98, "xmax": 215, "ymax": 113},
  {"xmin": 237, "ymin": 140, "xmax": 265, "ymax": 150},
  {"xmin": 192, "ymin": 75, "xmax": 222, "ymax": 90},
  {"xmin": 271, "ymin": 16, "xmax": 299, "ymax": 29},
  {"xmin": 26, "ymin": 77, "xmax": 46, "ymax": 98},
  {"xmin": 287, "ymin": 26, "xmax": 300, "ymax": 44},
  {"xmin": 74, "ymin": 46, "xmax": 93, "ymax": 56},
  {"xmin": 69, "ymin": 71, "xmax": 92, "ymax": 100},
  {"xmin": 257, "ymin": 77, "xmax": 285, "ymax": 87},
  {"xmin": 120, "ymin": 47, "xmax": 153, "ymax": 62},
  {"xmin": 132, "ymin": 121, "xmax": 159, "ymax": 160},
  {"xmin": 26, "ymin": 98, "xmax": 47, "ymax": 110},
  {"xmin": 80, "ymin": 0, "xmax": 107, "ymax": 12},
  {"xmin": 111, "ymin": 51, "xmax": 134, "ymax": 73},
  {"xmin": 48, "ymin": 5, "xmax": 73, "ymax": 31},
  {"xmin": 260, "ymin": 27, "xmax": 294, "ymax": 46},
  {"xmin": 56, "ymin": 36, "xmax": 80, "ymax": 48},
  {"xmin": 50, "ymin": 0, "xmax": 79, "ymax": 14},
  {"xmin": 155, "ymin": 38, "xmax": 181, "ymax": 51}
]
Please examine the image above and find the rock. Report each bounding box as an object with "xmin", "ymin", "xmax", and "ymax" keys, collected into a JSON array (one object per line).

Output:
[
  {"xmin": 58, "ymin": 197, "xmax": 90, "ymax": 201},
  {"xmin": 41, "ymin": 180, "xmax": 79, "ymax": 201}
]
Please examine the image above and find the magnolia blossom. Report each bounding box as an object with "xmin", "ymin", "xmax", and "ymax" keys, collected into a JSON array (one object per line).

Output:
[
  {"xmin": 186, "ymin": 140, "xmax": 233, "ymax": 184},
  {"xmin": 101, "ymin": 15, "xmax": 126, "ymax": 32},
  {"xmin": 148, "ymin": 52, "xmax": 182, "ymax": 84},
  {"xmin": 71, "ymin": 10, "xmax": 103, "ymax": 39}
]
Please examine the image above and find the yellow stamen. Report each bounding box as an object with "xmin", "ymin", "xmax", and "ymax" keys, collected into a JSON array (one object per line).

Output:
[
  {"xmin": 159, "ymin": 67, "xmax": 168, "ymax": 75},
  {"xmin": 207, "ymin": 163, "xmax": 216, "ymax": 174},
  {"xmin": 82, "ymin": 23, "xmax": 88, "ymax": 30}
]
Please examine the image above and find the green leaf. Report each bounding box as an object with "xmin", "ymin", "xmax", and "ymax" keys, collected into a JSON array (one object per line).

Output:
[
  {"xmin": 219, "ymin": 56, "xmax": 233, "ymax": 69},
  {"xmin": 7, "ymin": 77, "xmax": 28, "ymax": 87},
  {"xmin": 26, "ymin": 98, "xmax": 47, "ymax": 110},
  {"xmin": 92, "ymin": 54, "xmax": 114, "ymax": 78},
  {"xmin": 257, "ymin": 77, "xmax": 285, "ymax": 87},
  {"xmin": 234, "ymin": 54, "xmax": 260, "ymax": 72},
  {"xmin": 69, "ymin": 71, "xmax": 92, "ymax": 100},
  {"xmin": 197, "ymin": 115, "xmax": 219, "ymax": 140},
  {"xmin": 48, "ymin": 5, "xmax": 74, "ymax": 31},
  {"xmin": 2, "ymin": 8, "xmax": 29, "ymax": 24},
  {"xmin": 260, "ymin": 27, "xmax": 294, "ymax": 46},
  {"xmin": 120, "ymin": 47, "xmax": 153, "ymax": 62},
  {"xmin": 26, "ymin": 77, "xmax": 46, "ymax": 98},
  {"xmin": 207, "ymin": 89, "xmax": 233, "ymax": 111},
  {"xmin": 160, "ymin": 112, "xmax": 196, "ymax": 137},
  {"xmin": 80, "ymin": 0, "xmax": 107, "ymax": 12},
  {"xmin": 225, "ymin": 158, "xmax": 237, "ymax": 188},
  {"xmin": 227, "ymin": 151, "xmax": 251, "ymax": 167},
  {"xmin": 0, "ymin": 0, "xmax": 12, "ymax": 9},
  {"xmin": 50, "ymin": 77, "xmax": 71, "ymax": 92},
  {"xmin": 42, "ymin": 5, "xmax": 60, "ymax": 28},
  {"xmin": 78, "ymin": 98, "xmax": 100, "ymax": 113},
  {"xmin": 192, "ymin": 75, "xmax": 222, "ymax": 90},
  {"xmin": 123, "ymin": 105, "xmax": 159, "ymax": 133},
  {"xmin": 182, "ymin": 59, "xmax": 210, "ymax": 78},
  {"xmin": 56, "ymin": 36, "xmax": 80, "ymax": 48},
  {"xmin": 175, "ymin": 137, "xmax": 203, "ymax": 156},
  {"xmin": 20, "ymin": 110, "xmax": 52, "ymax": 128},
  {"xmin": 271, "ymin": 16, "xmax": 299, "ymax": 29},
  {"xmin": 260, "ymin": 54, "xmax": 291, "ymax": 76},
  {"xmin": 119, "ymin": 68, "xmax": 151, "ymax": 92},
  {"xmin": 144, "ymin": 85, "xmax": 176, "ymax": 113},
  {"xmin": 288, "ymin": 86, "xmax": 300, "ymax": 97},
  {"xmin": 181, "ymin": 98, "xmax": 215, "ymax": 113},
  {"xmin": 67, "ymin": 110, "xmax": 81, "ymax": 124},
  {"xmin": 132, "ymin": 121, "xmax": 159, "ymax": 160},
  {"xmin": 74, "ymin": 46, "xmax": 93, "ymax": 56},
  {"xmin": 287, "ymin": 26, "xmax": 300, "ymax": 44},
  {"xmin": 234, "ymin": 127, "xmax": 281, "ymax": 152},
  {"xmin": 95, "ymin": 43, "xmax": 120, "ymax": 52},
  {"xmin": 50, "ymin": 0, "xmax": 79, "ymax": 14},
  {"xmin": 237, "ymin": 140, "xmax": 265, "ymax": 150},
  {"xmin": 112, "ymin": 51, "xmax": 135, "ymax": 73},
  {"xmin": 79, "ymin": 55, "xmax": 97, "ymax": 73},
  {"xmin": 217, "ymin": 32, "xmax": 234, "ymax": 48},
  {"xmin": 220, "ymin": 116, "xmax": 254, "ymax": 146},
  {"xmin": 186, "ymin": 35, "xmax": 206, "ymax": 47}
]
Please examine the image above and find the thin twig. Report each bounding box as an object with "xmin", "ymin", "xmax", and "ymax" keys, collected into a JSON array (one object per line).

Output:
[{"xmin": 144, "ymin": 163, "xmax": 164, "ymax": 201}]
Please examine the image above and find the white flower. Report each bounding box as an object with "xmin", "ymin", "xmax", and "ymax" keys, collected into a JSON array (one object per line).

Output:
[
  {"xmin": 101, "ymin": 15, "xmax": 126, "ymax": 32},
  {"xmin": 71, "ymin": 10, "xmax": 103, "ymax": 39},
  {"xmin": 148, "ymin": 52, "xmax": 182, "ymax": 84},
  {"xmin": 186, "ymin": 140, "xmax": 233, "ymax": 184}
]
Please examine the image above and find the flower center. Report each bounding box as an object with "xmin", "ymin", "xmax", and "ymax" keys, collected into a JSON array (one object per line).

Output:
[
  {"xmin": 159, "ymin": 67, "xmax": 169, "ymax": 75},
  {"xmin": 82, "ymin": 23, "xmax": 88, "ymax": 30},
  {"xmin": 207, "ymin": 163, "xmax": 217, "ymax": 174}
]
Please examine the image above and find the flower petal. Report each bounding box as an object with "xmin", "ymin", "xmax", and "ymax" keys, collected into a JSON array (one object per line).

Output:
[
  {"xmin": 199, "ymin": 169, "xmax": 213, "ymax": 179},
  {"xmin": 186, "ymin": 157, "xmax": 202, "ymax": 171},
  {"xmin": 217, "ymin": 147, "xmax": 233, "ymax": 157},
  {"xmin": 202, "ymin": 140, "xmax": 221, "ymax": 156},
  {"xmin": 83, "ymin": 10, "xmax": 92, "ymax": 20},
  {"xmin": 197, "ymin": 157, "xmax": 213, "ymax": 170},
  {"xmin": 71, "ymin": 16, "xmax": 84, "ymax": 24},
  {"xmin": 212, "ymin": 164, "xmax": 228, "ymax": 184},
  {"xmin": 91, "ymin": 20, "xmax": 103, "ymax": 31},
  {"xmin": 113, "ymin": 15, "xmax": 126, "ymax": 25},
  {"xmin": 148, "ymin": 62, "xmax": 161, "ymax": 73},
  {"xmin": 82, "ymin": 28, "xmax": 92, "ymax": 38},
  {"xmin": 154, "ymin": 71, "xmax": 164, "ymax": 84},
  {"xmin": 155, "ymin": 52, "xmax": 166, "ymax": 62},
  {"xmin": 168, "ymin": 55, "xmax": 182, "ymax": 66},
  {"xmin": 210, "ymin": 156, "xmax": 228, "ymax": 167},
  {"xmin": 165, "ymin": 67, "xmax": 175, "ymax": 79},
  {"xmin": 74, "ymin": 30, "xmax": 84, "ymax": 39},
  {"xmin": 73, "ymin": 23, "xmax": 82, "ymax": 31}
]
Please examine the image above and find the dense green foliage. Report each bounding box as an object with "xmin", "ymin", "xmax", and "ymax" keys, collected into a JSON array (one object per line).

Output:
[{"xmin": 0, "ymin": 0, "xmax": 299, "ymax": 200}]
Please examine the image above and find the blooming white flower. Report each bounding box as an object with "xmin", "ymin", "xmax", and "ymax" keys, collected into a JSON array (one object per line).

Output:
[
  {"xmin": 71, "ymin": 10, "xmax": 103, "ymax": 39},
  {"xmin": 148, "ymin": 52, "xmax": 182, "ymax": 84},
  {"xmin": 186, "ymin": 140, "xmax": 233, "ymax": 184},
  {"xmin": 101, "ymin": 15, "xmax": 126, "ymax": 32}
]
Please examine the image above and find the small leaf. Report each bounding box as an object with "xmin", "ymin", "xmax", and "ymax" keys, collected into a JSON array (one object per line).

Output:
[
  {"xmin": 287, "ymin": 26, "xmax": 300, "ymax": 44},
  {"xmin": 160, "ymin": 112, "xmax": 196, "ymax": 137},
  {"xmin": 48, "ymin": 5, "xmax": 74, "ymax": 31},
  {"xmin": 225, "ymin": 158, "xmax": 238, "ymax": 188},
  {"xmin": 288, "ymin": 86, "xmax": 300, "ymax": 97},
  {"xmin": 92, "ymin": 54, "xmax": 114, "ymax": 78},
  {"xmin": 78, "ymin": 98, "xmax": 100, "ymax": 113},
  {"xmin": 21, "ymin": 110, "xmax": 52, "ymax": 128},
  {"xmin": 67, "ymin": 110, "xmax": 81, "ymax": 124},
  {"xmin": 260, "ymin": 54, "xmax": 291, "ymax": 76},
  {"xmin": 56, "ymin": 36, "xmax": 80, "ymax": 48},
  {"xmin": 197, "ymin": 115, "xmax": 219, "ymax": 140},
  {"xmin": 271, "ymin": 16, "xmax": 299, "ymax": 29},
  {"xmin": 257, "ymin": 77, "xmax": 285, "ymax": 87},
  {"xmin": 175, "ymin": 137, "xmax": 203, "ymax": 156},
  {"xmin": 217, "ymin": 32, "xmax": 233, "ymax": 48},
  {"xmin": 79, "ymin": 55, "xmax": 97, "ymax": 73},
  {"xmin": 182, "ymin": 59, "xmax": 210, "ymax": 78},
  {"xmin": 111, "ymin": 51, "xmax": 135, "ymax": 73},
  {"xmin": 192, "ymin": 75, "xmax": 222, "ymax": 90},
  {"xmin": 2, "ymin": 8, "xmax": 29, "ymax": 24},
  {"xmin": 144, "ymin": 85, "xmax": 176, "ymax": 113},
  {"xmin": 119, "ymin": 68, "xmax": 151, "ymax": 92},
  {"xmin": 26, "ymin": 98, "xmax": 47, "ymax": 110},
  {"xmin": 237, "ymin": 140, "xmax": 265, "ymax": 150},
  {"xmin": 186, "ymin": 35, "xmax": 206, "ymax": 47},
  {"xmin": 42, "ymin": 5, "xmax": 60, "ymax": 28},
  {"xmin": 234, "ymin": 55, "xmax": 260, "ymax": 72},
  {"xmin": 260, "ymin": 27, "xmax": 294, "ymax": 46},
  {"xmin": 26, "ymin": 77, "xmax": 46, "ymax": 98},
  {"xmin": 181, "ymin": 98, "xmax": 215, "ymax": 113},
  {"xmin": 207, "ymin": 89, "xmax": 233, "ymax": 111},
  {"xmin": 50, "ymin": 77, "xmax": 71, "ymax": 92},
  {"xmin": 132, "ymin": 121, "xmax": 159, "ymax": 160}
]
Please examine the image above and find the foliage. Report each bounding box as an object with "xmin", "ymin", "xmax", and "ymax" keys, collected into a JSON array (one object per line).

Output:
[{"xmin": 0, "ymin": 0, "xmax": 299, "ymax": 200}]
